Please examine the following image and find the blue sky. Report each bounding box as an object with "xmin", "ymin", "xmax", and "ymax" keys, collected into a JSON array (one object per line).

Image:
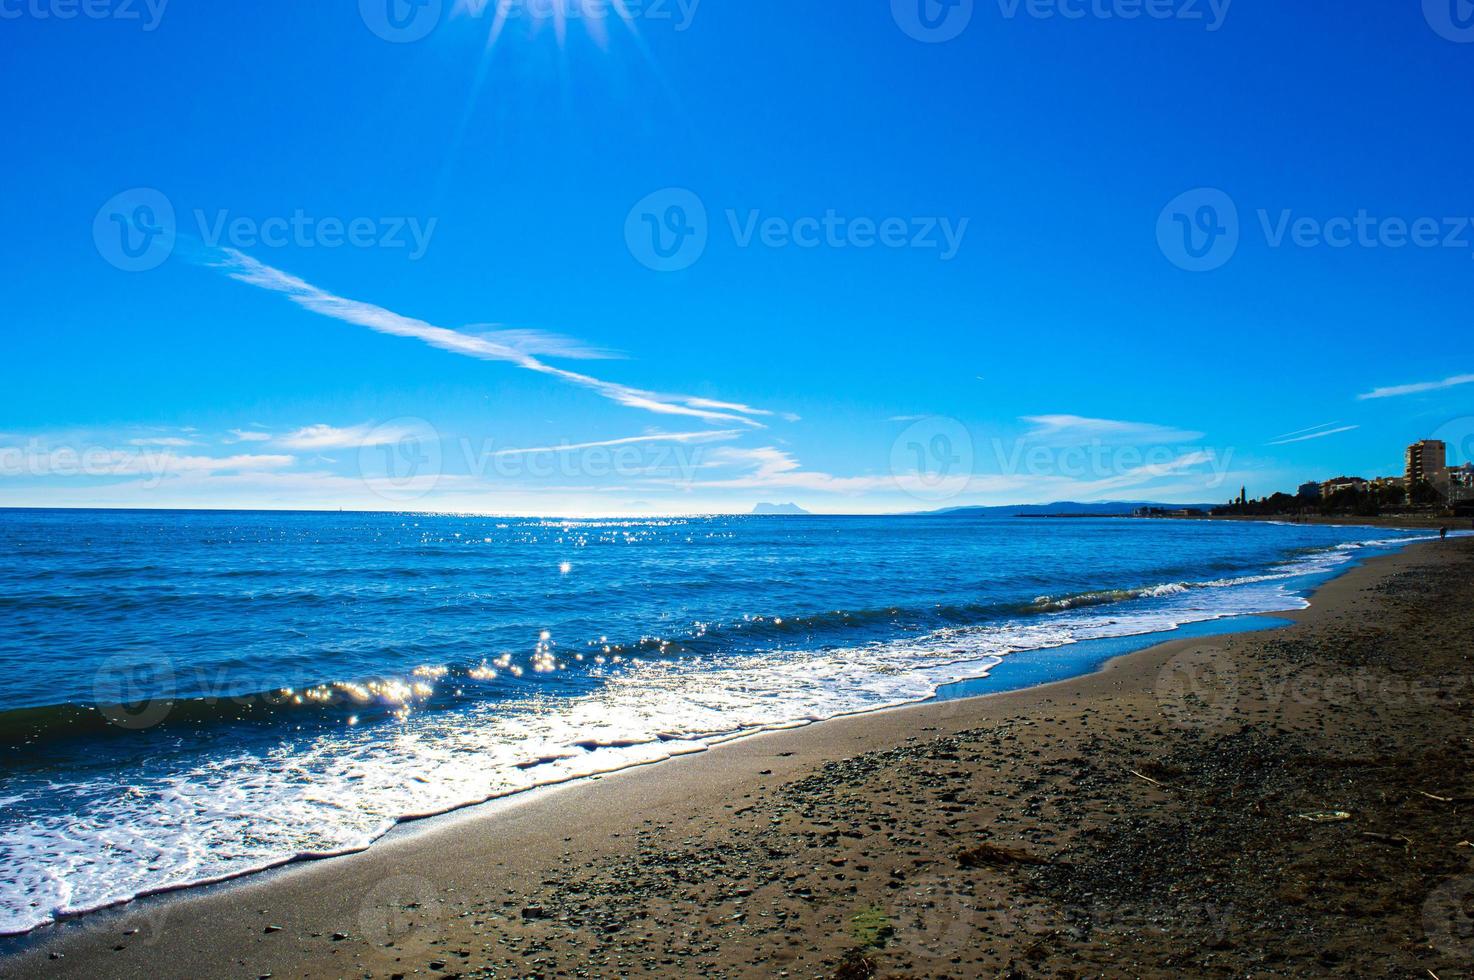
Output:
[{"xmin": 3, "ymin": 0, "xmax": 1473, "ymax": 514}]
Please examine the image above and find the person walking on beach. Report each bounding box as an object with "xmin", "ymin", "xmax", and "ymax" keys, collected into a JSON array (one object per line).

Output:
[{"xmin": 1440, "ymin": 526, "xmax": 1448, "ymax": 541}]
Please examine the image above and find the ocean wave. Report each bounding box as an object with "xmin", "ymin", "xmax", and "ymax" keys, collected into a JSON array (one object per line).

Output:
[{"xmin": 0, "ymin": 525, "xmax": 1432, "ymax": 936}]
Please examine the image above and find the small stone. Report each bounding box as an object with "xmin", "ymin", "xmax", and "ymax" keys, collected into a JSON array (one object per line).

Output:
[
  {"xmin": 331, "ymin": 932, "xmax": 348, "ymax": 941},
  {"xmin": 521, "ymin": 906, "xmax": 546, "ymax": 920},
  {"xmin": 263, "ymin": 925, "xmax": 283, "ymax": 934}
]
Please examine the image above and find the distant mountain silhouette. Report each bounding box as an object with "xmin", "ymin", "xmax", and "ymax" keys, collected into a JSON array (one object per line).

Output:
[{"xmin": 751, "ymin": 502, "xmax": 811, "ymax": 515}]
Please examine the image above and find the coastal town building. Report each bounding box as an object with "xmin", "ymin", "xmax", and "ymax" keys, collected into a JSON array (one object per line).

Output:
[
  {"xmin": 1406, "ymin": 439, "xmax": 1449, "ymax": 490},
  {"xmin": 1321, "ymin": 476, "xmax": 1368, "ymax": 496},
  {"xmin": 1450, "ymin": 463, "xmax": 1474, "ymax": 504},
  {"xmin": 1228, "ymin": 436, "xmax": 1467, "ymax": 515}
]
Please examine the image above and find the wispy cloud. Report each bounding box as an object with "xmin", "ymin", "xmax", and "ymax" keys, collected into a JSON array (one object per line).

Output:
[
  {"xmin": 1072, "ymin": 450, "xmax": 1220, "ymax": 493},
  {"xmin": 1022, "ymin": 414, "xmax": 1204, "ymax": 443},
  {"xmin": 694, "ymin": 447, "xmax": 898, "ymax": 494},
  {"xmin": 277, "ymin": 423, "xmax": 420, "ymax": 451},
  {"xmin": 1267, "ymin": 425, "xmax": 1359, "ymax": 446},
  {"xmin": 127, "ymin": 436, "xmax": 197, "ymax": 447},
  {"xmin": 462, "ymin": 326, "xmax": 621, "ymax": 360},
  {"xmin": 0, "ymin": 443, "xmax": 295, "ymax": 481},
  {"xmin": 493, "ymin": 430, "xmax": 740, "ymax": 456},
  {"xmin": 1271, "ymin": 421, "xmax": 1342, "ymax": 441},
  {"xmin": 226, "ymin": 428, "xmax": 272, "ymax": 443},
  {"xmin": 1358, "ymin": 373, "xmax": 1474, "ymax": 400},
  {"xmin": 210, "ymin": 249, "xmax": 776, "ymax": 428}
]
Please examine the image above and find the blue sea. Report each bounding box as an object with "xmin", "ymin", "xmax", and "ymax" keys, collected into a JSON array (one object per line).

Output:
[{"xmin": 0, "ymin": 509, "xmax": 1434, "ymax": 934}]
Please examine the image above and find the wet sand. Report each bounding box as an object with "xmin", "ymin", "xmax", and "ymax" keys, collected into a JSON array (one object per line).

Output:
[{"xmin": 6, "ymin": 538, "xmax": 1473, "ymax": 978}]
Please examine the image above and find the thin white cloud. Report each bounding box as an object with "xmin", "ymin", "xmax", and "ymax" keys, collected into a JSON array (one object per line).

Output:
[
  {"xmin": 1358, "ymin": 373, "xmax": 1474, "ymax": 400},
  {"xmin": 693, "ymin": 447, "xmax": 896, "ymax": 493},
  {"xmin": 1022, "ymin": 415, "xmax": 1204, "ymax": 443},
  {"xmin": 210, "ymin": 249, "xmax": 775, "ymax": 428},
  {"xmin": 887, "ymin": 415, "xmax": 927, "ymax": 423},
  {"xmin": 127, "ymin": 437, "xmax": 197, "ymax": 447},
  {"xmin": 462, "ymin": 326, "xmax": 621, "ymax": 360},
  {"xmin": 1267, "ymin": 425, "xmax": 1359, "ymax": 446},
  {"xmin": 1271, "ymin": 421, "xmax": 1342, "ymax": 441},
  {"xmin": 226, "ymin": 429, "xmax": 272, "ymax": 443},
  {"xmin": 145, "ymin": 453, "xmax": 297, "ymax": 475},
  {"xmin": 494, "ymin": 430, "xmax": 740, "ymax": 456},
  {"xmin": 277, "ymin": 423, "xmax": 420, "ymax": 451},
  {"xmin": 1071, "ymin": 450, "xmax": 1219, "ymax": 494}
]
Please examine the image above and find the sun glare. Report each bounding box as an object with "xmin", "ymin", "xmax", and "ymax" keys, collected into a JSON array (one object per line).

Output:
[{"xmin": 457, "ymin": 0, "xmax": 640, "ymax": 51}]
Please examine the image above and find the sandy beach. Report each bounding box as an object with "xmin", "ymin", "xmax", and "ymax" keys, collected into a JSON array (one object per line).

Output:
[{"xmin": 5, "ymin": 537, "xmax": 1472, "ymax": 979}]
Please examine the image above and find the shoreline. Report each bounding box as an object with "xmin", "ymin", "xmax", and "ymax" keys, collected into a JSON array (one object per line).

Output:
[
  {"xmin": 1195, "ymin": 513, "xmax": 1470, "ymax": 530},
  {"xmin": 0, "ymin": 533, "xmax": 1415, "ymax": 938},
  {"xmin": 5, "ymin": 537, "xmax": 1472, "ymax": 977}
]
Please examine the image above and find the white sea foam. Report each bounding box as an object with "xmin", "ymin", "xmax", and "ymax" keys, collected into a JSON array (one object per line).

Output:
[{"xmin": 0, "ymin": 536, "xmax": 1433, "ymax": 934}]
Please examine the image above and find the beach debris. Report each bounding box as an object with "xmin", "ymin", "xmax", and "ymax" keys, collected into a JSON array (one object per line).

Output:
[
  {"xmin": 957, "ymin": 842, "xmax": 1049, "ymax": 867},
  {"xmin": 1129, "ymin": 769, "xmax": 1166, "ymax": 787},
  {"xmin": 831, "ymin": 948, "xmax": 878, "ymax": 980},
  {"xmin": 1359, "ymin": 832, "xmax": 1412, "ymax": 847},
  {"xmin": 263, "ymin": 924, "xmax": 283, "ymax": 933},
  {"xmin": 1295, "ymin": 810, "xmax": 1352, "ymax": 823},
  {"xmin": 1418, "ymin": 790, "xmax": 1453, "ymax": 802}
]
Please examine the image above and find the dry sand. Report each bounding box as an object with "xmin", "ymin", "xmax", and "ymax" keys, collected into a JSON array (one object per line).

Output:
[{"xmin": 5, "ymin": 538, "xmax": 1473, "ymax": 978}]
